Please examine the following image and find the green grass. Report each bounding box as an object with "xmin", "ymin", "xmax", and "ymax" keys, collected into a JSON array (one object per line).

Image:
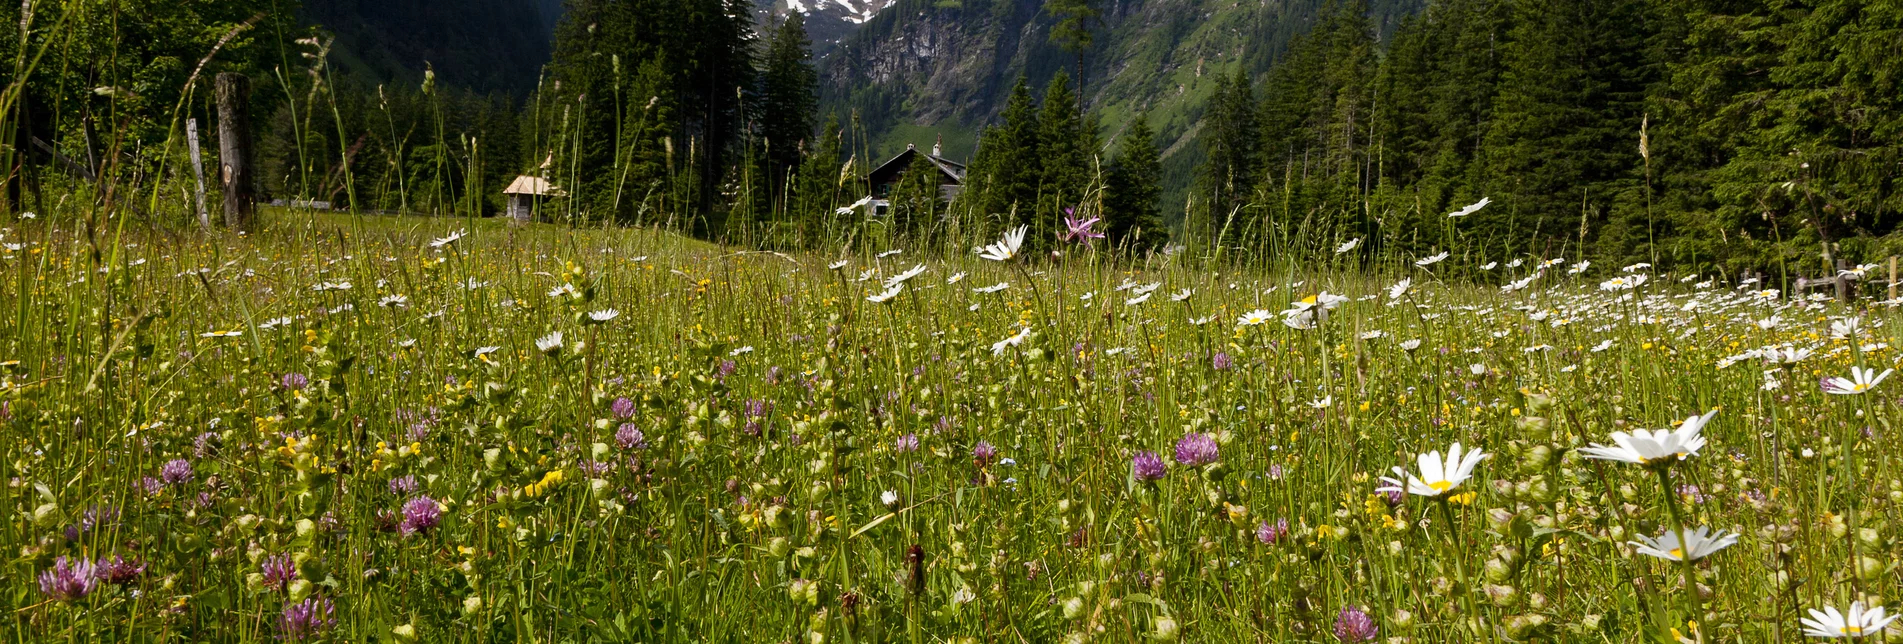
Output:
[{"xmin": 2, "ymin": 214, "xmax": 1900, "ymax": 642}]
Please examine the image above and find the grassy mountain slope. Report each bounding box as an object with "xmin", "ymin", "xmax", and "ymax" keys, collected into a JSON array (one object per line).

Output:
[{"xmin": 820, "ymin": 0, "xmax": 1420, "ymax": 214}]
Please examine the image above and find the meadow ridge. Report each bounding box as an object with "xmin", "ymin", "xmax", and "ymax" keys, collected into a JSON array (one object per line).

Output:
[{"xmin": 5, "ymin": 212, "xmax": 1903, "ymax": 642}]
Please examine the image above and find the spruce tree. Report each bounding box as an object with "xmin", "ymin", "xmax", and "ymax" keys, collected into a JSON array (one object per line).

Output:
[
  {"xmin": 1105, "ymin": 112, "xmax": 1167, "ymax": 251},
  {"xmin": 1039, "ymin": 69, "xmax": 1091, "ymax": 242},
  {"xmin": 981, "ymin": 77, "xmax": 1044, "ymax": 230},
  {"xmin": 761, "ymin": 14, "xmax": 818, "ymax": 212},
  {"xmin": 1479, "ymin": 0, "xmax": 1654, "ymax": 260}
]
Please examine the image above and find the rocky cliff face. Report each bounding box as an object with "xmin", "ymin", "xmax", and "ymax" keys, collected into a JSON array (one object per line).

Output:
[{"xmin": 755, "ymin": 0, "xmax": 901, "ymax": 49}]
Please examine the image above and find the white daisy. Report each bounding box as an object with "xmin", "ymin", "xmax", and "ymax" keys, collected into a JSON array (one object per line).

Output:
[
  {"xmin": 978, "ymin": 226, "xmax": 1027, "ymax": 262},
  {"xmin": 1629, "ymin": 526, "xmax": 1737, "ymax": 562},
  {"xmin": 1446, "ymin": 197, "xmax": 1489, "ymax": 218},
  {"xmin": 1376, "ymin": 442, "xmax": 1488, "ymax": 498},
  {"xmin": 1802, "ymin": 602, "xmax": 1899, "ymax": 639},
  {"xmin": 867, "ymin": 283, "xmax": 904, "ymax": 304},
  {"xmin": 884, "ymin": 264, "xmax": 927, "ymax": 289},
  {"xmin": 535, "ymin": 331, "xmax": 564, "ymax": 356},
  {"xmin": 991, "ymin": 326, "xmax": 1032, "ymax": 355},
  {"xmin": 1822, "ymin": 366, "xmax": 1893, "ymax": 395},
  {"xmin": 1578, "ymin": 410, "xmax": 1717, "ymax": 465}
]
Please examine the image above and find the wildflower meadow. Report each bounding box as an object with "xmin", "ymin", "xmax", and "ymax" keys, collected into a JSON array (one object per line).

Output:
[{"xmin": 4, "ymin": 212, "xmax": 1903, "ymax": 643}]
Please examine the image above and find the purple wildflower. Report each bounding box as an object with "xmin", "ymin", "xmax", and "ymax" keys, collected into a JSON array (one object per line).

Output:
[
  {"xmin": 159, "ymin": 459, "xmax": 194, "ymax": 486},
  {"xmin": 1060, "ymin": 213, "xmax": 1104, "ymax": 244},
  {"xmin": 895, "ymin": 433, "xmax": 919, "ymax": 452},
  {"xmin": 1212, "ymin": 352, "xmax": 1233, "ymax": 370},
  {"xmin": 972, "ymin": 441, "xmax": 998, "ymax": 466},
  {"xmin": 1173, "ymin": 433, "xmax": 1220, "ymax": 466},
  {"xmin": 1131, "ymin": 451, "xmax": 1167, "ymax": 482},
  {"xmin": 615, "ymin": 423, "xmax": 646, "ymax": 450},
  {"xmin": 1333, "ymin": 606, "xmax": 1379, "ymax": 642},
  {"xmin": 716, "ymin": 360, "xmax": 736, "ymax": 379},
  {"xmin": 1379, "ymin": 486, "xmax": 1405, "ymax": 506},
  {"xmin": 611, "ymin": 396, "xmax": 636, "ymax": 419},
  {"xmin": 278, "ymin": 597, "xmax": 337, "ymax": 641},
  {"xmin": 281, "ymin": 372, "xmax": 309, "ymax": 391},
  {"xmin": 1267, "ymin": 464, "xmax": 1286, "ymax": 480},
  {"xmin": 388, "ymin": 475, "xmax": 420, "ymax": 496},
  {"xmin": 193, "ymin": 431, "xmax": 221, "ymax": 458},
  {"xmin": 139, "ymin": 476, "xmax": 163, "ymax": 497},
  {"xmin": 399, "ymin": 496, "xmax": 442, "ymax": 536},
  {"xmin": 1256, "ymin": 518, "xmax": 1290, "ymax": 545},
  {"xmin": 260, "ymin": 553, "xmax": 297, "ymax": 592},
  {"xmin": 95, "ymin": 555, "xmax": 145, "ymax": 585},
  {"xmin": 38, "ymin": 556, "xmax": 97, "ymax": 601}
]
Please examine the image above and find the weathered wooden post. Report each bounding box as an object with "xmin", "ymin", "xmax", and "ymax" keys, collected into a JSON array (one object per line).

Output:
[
  {"xmin": 1889, "ymin": 256, "xmax": 1897, "ymax": 301},
  {"xmin": 1836, "ymin": 259, "xmax": 1850, "ymax": 303},
  {"xmin": 216, "ymin": 73, "xmax": 256, "ymax": 232},
  {"xmin": 186, "ymin": 117, "xmax": 209, "ymax": 231}
]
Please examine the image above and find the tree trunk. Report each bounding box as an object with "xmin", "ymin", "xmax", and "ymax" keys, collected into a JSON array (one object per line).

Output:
[
  {"xmin": 216, "ymin": 73, "xmax": 257, "ymax": 232},
  {"xmin": 187, "ymin": 118, "xmax": 209, "ymax": 231}
]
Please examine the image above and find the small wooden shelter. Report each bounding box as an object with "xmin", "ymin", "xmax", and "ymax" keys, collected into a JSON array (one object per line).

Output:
[
  {"xmin": 502, "ymin": 175, "xmax": 564, "ymax": 224},
  {"xmin": 860, "ymin": 140, "xmax": 965, "ymax": 216}
]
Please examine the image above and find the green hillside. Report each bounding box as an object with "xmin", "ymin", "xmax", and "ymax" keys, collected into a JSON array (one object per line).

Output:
[{"xmin": 819, "ymin": 0, "xmax": 1421, "ymax": 217}]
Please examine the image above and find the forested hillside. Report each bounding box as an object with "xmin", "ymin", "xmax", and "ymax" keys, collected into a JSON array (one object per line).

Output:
[
  {"xmin": 1181, "ymin": 0, "xmax": 1903, "ymax": 273},
  {"xmin": 300, "ymin": 0, "xmax": 556, "ymax": 96},
  {"xmin": 819, "ymin": 0, "xmax": 1422, "ymax": 208}
]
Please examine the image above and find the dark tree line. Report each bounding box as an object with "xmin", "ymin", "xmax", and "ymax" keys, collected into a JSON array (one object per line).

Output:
[{"xmin": 1193, "ymin": 0, "xmax": 1903, "ymax": 276}]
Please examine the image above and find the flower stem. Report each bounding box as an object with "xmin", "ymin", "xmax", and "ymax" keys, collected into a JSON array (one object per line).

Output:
[
  {"xmin": 1436, "ymin": 499, "xmax": 1483, "ymax": 641},
  {"xmin": 1656, "ymin": 468, "xmax": 1700, "ymax": 634}
]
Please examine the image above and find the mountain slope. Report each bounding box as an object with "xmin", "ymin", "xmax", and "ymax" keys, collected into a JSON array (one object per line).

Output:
[
  {"xmin": 820, "ymin": 0, "xmax": 1420, "ymax": 210},
  {"xmin": 754, "ymin": 0, "xmax": 897, "ymax": 47}
]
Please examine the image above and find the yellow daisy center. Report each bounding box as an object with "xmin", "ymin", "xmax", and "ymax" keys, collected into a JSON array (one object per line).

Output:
[
  {"xmin": 1669, "ymin": 548, "xmax": 1684, "ymax": 559},
  {"xmin": 1843, "ymin": 625, "xmax": 1863, "ymax": 635},
  {"xmin": 1429, "ymin": 480, "xmax": 1454, "ymax": 493}
]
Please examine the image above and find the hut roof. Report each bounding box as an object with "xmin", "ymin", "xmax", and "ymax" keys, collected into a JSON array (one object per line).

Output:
[{"xmin": 503, "ymin": 175, "xmax": 565, "ymax": 197}]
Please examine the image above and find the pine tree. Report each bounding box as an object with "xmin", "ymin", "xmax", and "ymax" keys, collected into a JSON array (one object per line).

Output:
[
  {"xmin": 793, "ymin": 116, "xmax": 845, "ymax": 241},
  {"xmin": 1199, "ymin": 70, "xmax": 1260, "ymax": 234},
  {"xmin": 761, "ymin": 14, "xmax": 818, "ymax": 212},
  {"xmin": 1105, "ymin": 112, "xmax": 1167, "ymax": 251},
  {"xmin": 975, "ymin": 77, "xmax": 1043, "ymax": 230},
  {"xmin": 1479, "ymin": 0, "xmax": 1654, "ymax": 260},
  {"xmin": 1039, "ymin": 69, "xmax": 1092, "ymax": 242}
]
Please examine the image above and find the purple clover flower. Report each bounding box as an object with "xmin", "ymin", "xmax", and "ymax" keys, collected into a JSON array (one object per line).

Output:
[
  {"xmin": 611, "ymin": 396, "xmax": 636, "ymax": 419},
  {"xmin": 1131, "ymin": 450, "xmax": 1167, "ymax": 482},
  {"xmin": 261, "ymin": 553, "xmax": 297, "ymax": 592},
  {"xmin": 388, "ymin": 475, "xmax": 420, "ymax": 496},
  {"xmin": 38, "ymin": 556, "xmax": 97, "ymax": 601},
  {"xmin": 1212, "ymin": 352, "xmax": 1233, "ymax": 370},
  {"xmin": 1333, "ymin": 605, "xmax": 1379, "ymax": 642},
  {"xmin": 1173, "ymin": 432, "xmax": 1220, "ymax": 466},
  {"xmin": 193, "ymin": 431, "xmax": 221, "ymax": 458},
  {"xmin": 895, "ymin": 433, "xmax": 919, "ymax": 452},
  {"xmin": 615, "ymin": 423, "xmax": 646, "ymax": 450},
  {"xmin": 96, "ymin": 555, "xmax": 145, "ymax": 585},
  {"xmin": 278, "ymin": 597, "xmax": 337, "ymax": 640},
  {"xmin": 1256, "ymin": 518, "xmax": 1290, "ymax": 545},
  {"xmin": 399, "ymin": 496, "xmax": 442, "ymax": 536},
  {"xmin": 972, "ymin": 441, "xmax": 998, "ymax": 466},
  {"xmin": 159, "ymin": 459, "xmax": 194, "ymax": 486},
  {"xmin": 281, "ymin": 372, "xmax": 309, "ymax": 391}
]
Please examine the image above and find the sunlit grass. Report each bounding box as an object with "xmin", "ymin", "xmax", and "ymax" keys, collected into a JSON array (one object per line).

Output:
[{"xmin": 2, "ymin": 213, "xmax": 1900, "ymax": 642}]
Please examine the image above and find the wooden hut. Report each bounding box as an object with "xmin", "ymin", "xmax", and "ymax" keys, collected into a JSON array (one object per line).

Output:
[
  {"xmin": 859, "ymin": 140, "xmax": 965, "ymax": 216},
  {"xmin": 502, "ymin": 176, "xmax": 564, "ymax": 224}
]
